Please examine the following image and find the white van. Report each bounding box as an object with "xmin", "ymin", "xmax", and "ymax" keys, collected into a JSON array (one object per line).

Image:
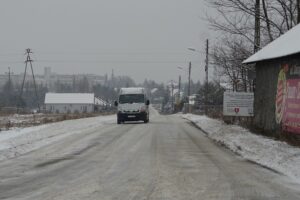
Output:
[{"xmin": 114, "ymin": 87, "xmax": 150, "ymax": 124}]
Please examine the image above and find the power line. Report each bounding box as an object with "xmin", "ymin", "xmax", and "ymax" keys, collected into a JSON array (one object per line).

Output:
[
  {"xmin": 0, "ymin": 50, "xmax": 201, "ymax": 56},
  {"xmin": 0, "ymin": 60, "xmax": 202, "ymax": 64},
  {"xmin": 0, "ymin": 61, "xmax": 24, "ymax": 64},
  {"xmin": 34, "ymin": 60, "xmax": 202, "ymax": 64},
  {"xmin": 0, "ymin": 53, "xmax": 24, "ymax": 56}
]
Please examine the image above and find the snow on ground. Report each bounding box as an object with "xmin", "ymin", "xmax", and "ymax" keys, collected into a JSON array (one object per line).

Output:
[
  {"xmin": 0, "ymin": 115, "xmax": 115, "ymax": 161},
  {"xmin": 182, "ymin": 114, "xmax": 300, "ymax": 183},
  {"xmin": 0, "ymin": 114, "xmax": 43, "ymax": 127}
]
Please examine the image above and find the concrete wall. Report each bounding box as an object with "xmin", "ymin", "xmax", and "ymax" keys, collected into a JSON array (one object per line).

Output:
[
  {"xmin": 45, "ymin": 104, "xmax": 94, "ymax": 114},
  {"xmin": 254, "ymin": 54, "xmax": 300, "ymax": 135}
]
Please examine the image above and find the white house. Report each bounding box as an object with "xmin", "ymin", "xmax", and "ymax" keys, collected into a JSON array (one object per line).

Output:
[{"xmin": 44, "ymin": 93, "xmax": 97, "ymax": 113}]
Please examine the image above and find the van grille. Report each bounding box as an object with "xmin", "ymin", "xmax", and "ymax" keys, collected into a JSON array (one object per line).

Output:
[{"xmin": 124, "ymin": 110, "xmax": 139, "ymax": 113}]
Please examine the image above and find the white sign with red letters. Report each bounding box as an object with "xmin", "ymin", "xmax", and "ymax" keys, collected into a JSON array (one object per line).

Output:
[{"xmin": 223, "ymin": 92, "xmax": 254, "ymax": 117}]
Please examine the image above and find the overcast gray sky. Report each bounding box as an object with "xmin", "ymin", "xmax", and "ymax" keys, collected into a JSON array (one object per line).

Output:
[{"xmin": 0, "ymin": 0, "xmax": 214, "ymax": 84}]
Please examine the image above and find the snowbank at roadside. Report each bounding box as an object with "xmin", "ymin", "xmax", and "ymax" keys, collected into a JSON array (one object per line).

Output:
[
  {"xmin": 182, "ymin": 114, "xmax": 300, "ymax": 183},
  {"xmin": 0, "ymin": 115, "xmax": 115, "ymax": 161}
]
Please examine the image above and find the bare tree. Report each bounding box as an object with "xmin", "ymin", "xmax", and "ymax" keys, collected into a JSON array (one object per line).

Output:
[
  {"xmin": 262, "ymin": 0, "xmax": 273, "ymax": 42},
  {"xmin": 211, "ymin": 37, "xmax": 252, "ymax": 92},
  {"xmin": 206, "ymin": 0, "xmax": 298, "ymax": 91},
  {"xmin": 206, "ymin": 0, "xmax": 298, "ymax": 45}
]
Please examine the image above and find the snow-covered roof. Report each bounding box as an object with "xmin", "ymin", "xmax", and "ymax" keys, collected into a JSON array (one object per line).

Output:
[
  {"xmin": 169, "ymin": 89, "xmax": 179, "ymax": 96},
  {"xmin": 45, "ymin": 93, "xmax": 95, "ymax": 104},
  {"xmin": 220, "ymin": 82, "xmax": 232, "ymax": 90},
  {"xmin": 119, "ymin": 87, "xmax": 145, "ymax": 95},
  {"xmin": 243, "ymin": 24, "xmax": 300, "ymax": 64},
  {"xmin": 94, "ymin": 97, "xmax": 108, "ymax": 106},
  {"xmin": 151, "ymin": 88, "xmax": 158, "ymax": 94}
]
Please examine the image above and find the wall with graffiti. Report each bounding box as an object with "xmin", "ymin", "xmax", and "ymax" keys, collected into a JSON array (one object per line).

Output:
[{"xmin": 276, "ymin": 63, "xmax": 300, "ymax": 134}]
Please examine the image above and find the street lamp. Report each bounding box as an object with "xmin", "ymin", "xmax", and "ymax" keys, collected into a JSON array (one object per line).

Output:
[
  {"xmin": 177, "ymin": 62, "xmax": 192, "ymax": 113},
  {"xmin": 187, "ymin": 48, "xmax": 196, "ymax": 52},
  {"xmin": 167, "ymin": 80, "xmax": 176, "ymax": 113},
  {"xmin": 177, "ymin": 63, "xmax": 191, "ymax": 98},
  {"xmin": 187, "ymin": 47, "xmax": 208, "ymax": 82},
  {"xmin": 188, "ymin": 40, "xmax": 209, "ymax": 115}
]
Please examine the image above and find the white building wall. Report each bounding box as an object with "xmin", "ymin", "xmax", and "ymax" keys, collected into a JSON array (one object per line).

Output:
[{"xmin": 45, "ymin": 104, "xmax": 94, "ymax": 113}]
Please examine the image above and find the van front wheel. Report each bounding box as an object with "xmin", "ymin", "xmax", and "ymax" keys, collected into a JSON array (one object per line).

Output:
[
  {"xmin": 144, "ymin": 117, "xmax": 149, "ymax": 123},
  {"xmin": 117, "ymin": 118, "xmax": 122, "ymax": 124}
]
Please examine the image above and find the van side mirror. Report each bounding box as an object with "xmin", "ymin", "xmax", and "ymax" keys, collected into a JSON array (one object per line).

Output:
[
  {"xmin": 146, "ymin": 100, "xmax": 150, "ymax": 105},
  {"xmin": 114, "ymin": 101, "xmax": 118, "ymax": 106}
]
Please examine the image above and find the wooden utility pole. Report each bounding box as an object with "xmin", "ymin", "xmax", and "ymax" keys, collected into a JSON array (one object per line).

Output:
[
  {"xmin": 298, "ymin": 0, "xmax": 300, "ymax": 24},
  {"xmin": 187, "ymin": 62, "xmax": 192, "ymax": 113},
  {"xmin": 205, "ymin": 39, "xmax": 209, "ymax": 115},
  {"xmin": 8, "ymin": 67, "xmax": 11, "ymax": 83},
  {"xmin": 5, "ymin": 67, "xmax": 13, "ymax": 96},
  {"xmin": 254, "ymin": 0, "xmax": 261, "ymax": 52},
  {"xmin": 178, "ymin": 75, "xmax": 181, "ymax": 99},
  {"xmin": 205, "ymin": 39, "xmax": 209, "ymax": 86},
  {"xmin": 20, "ymin": 48, "xmax": 40, "ymax": 111},
  {"xmin": 168, "ymin": 80, "xmax": 175, "ymax": 113},
  {"xmin": 188, "ymin": 62, "xmax": 191, "ymax": 97},
  {"xmin": 171, "ymin": 80, "xmax": 174, "ymax": 113}
]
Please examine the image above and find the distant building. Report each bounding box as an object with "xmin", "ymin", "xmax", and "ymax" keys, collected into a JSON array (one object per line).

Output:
[
  {"xmin": 244, "ymin": 24, "xmax": 300, "ymax": 135},
  {"xmin": 0, "ymin": 67, "xmax": 106, "ymax": 91},
  {"xmin": 44, "ymin": 93, "xmax": 99, "ymax": 113}
]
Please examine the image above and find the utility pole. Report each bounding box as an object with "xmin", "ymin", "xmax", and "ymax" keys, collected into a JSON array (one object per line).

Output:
[
  {"xmin": 5, "ymin": 67, "xmax": 13, "ymax": 96},
  {"xmin": 178, "ymin": 75, "xmax": 181, "ymax": 100},
  {"xmin": 187, "ymin": 62, "xmax": 192, "ymax": 113},
  {"xmin": 298, "ymin": 0, "xmax": 300, "ymax": 24},
  {"xmin": 171, "ymin": 80, "xmax": 174, "ymax": 113},
  {"xmin": 8, "ymin": 67, "xmax": 12, "ymax": 95},
  {"xmin": 168, "ymin": 80, "xmax": 175, "ymax": 113},
  {"xmin": 205, "ymin": 39, "xmax": 209, "ymax": 86},
  {"xmin": 8, "ymin": 67, "xmax": 11, "ymax": 83},
  {"xmin": 188, "ymin": 62, "xmax": 191, "ymax": 97},
  {"xmin": 254, "ymin": 0, "xmax": 261, "ymax": 52},
  {"xmin": 205, "ymin": 39, "xmax": 209, "ymax": 115},
  {"xmin": 20, "ymin": 48, "xmax": 40, "ymax": 111}
]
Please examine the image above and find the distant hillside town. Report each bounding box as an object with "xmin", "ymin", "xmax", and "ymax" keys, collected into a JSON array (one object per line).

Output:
[
  {"xmin": 0, "ymin": 66, "xmax": 225, "ymax": 115},
  {"xmin": 0, "ymin": 67, "xmax": 136, "ymax": 111},
  {"xmin": 0, "ymin": 67, "xmax": 107, "ymax": 92}
]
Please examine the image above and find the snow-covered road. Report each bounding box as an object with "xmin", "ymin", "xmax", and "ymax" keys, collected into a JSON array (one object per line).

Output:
[{"xmin": 0, "ymin": 112, "xmax": 300, "ymax": 199}]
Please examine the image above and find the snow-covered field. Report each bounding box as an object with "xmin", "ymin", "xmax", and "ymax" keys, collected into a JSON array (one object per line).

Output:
[
  {"xmin": 0, "ymin": 115, "xmax": 115, "ymax": 161},
  {"xmin": 182, "ymin": 114, "xmax": 300, "ymax": 183},
  {"xmin": 0, "ymin": 113, "xmax": 44, "ymax": 129},
  {"xmin": 0, "ymin": 113, "xmax": 108, "ymax": 130}
]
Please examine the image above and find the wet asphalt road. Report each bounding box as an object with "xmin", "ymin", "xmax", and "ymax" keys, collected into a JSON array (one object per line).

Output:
[{"xmin": 0, "ymin": 110, "xmax": 300, "ymax": 200}]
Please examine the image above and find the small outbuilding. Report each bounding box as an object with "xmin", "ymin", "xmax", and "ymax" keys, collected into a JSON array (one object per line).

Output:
[
  {"xmin": 244, "ymin": 24, "xmax": 300, "ymax": 135},
  {"xmin": 44, "ymin": 93, "xmax": 96, "ymax": 113}
]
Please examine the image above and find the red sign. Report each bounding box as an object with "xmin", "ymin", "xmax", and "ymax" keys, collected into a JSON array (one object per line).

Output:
[
  {"xmin": 282, "ymin": 79, "xmax": 300, "ymax": 134},
  {"xmin": 234, "ymin": 108, "xmax": 240, "ymax": 113}
]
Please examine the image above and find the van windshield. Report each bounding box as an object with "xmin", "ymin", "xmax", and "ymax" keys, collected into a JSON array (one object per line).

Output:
[{"xmin": 119, "ymin": 94, "xmax": 145, "ymax": 104}]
